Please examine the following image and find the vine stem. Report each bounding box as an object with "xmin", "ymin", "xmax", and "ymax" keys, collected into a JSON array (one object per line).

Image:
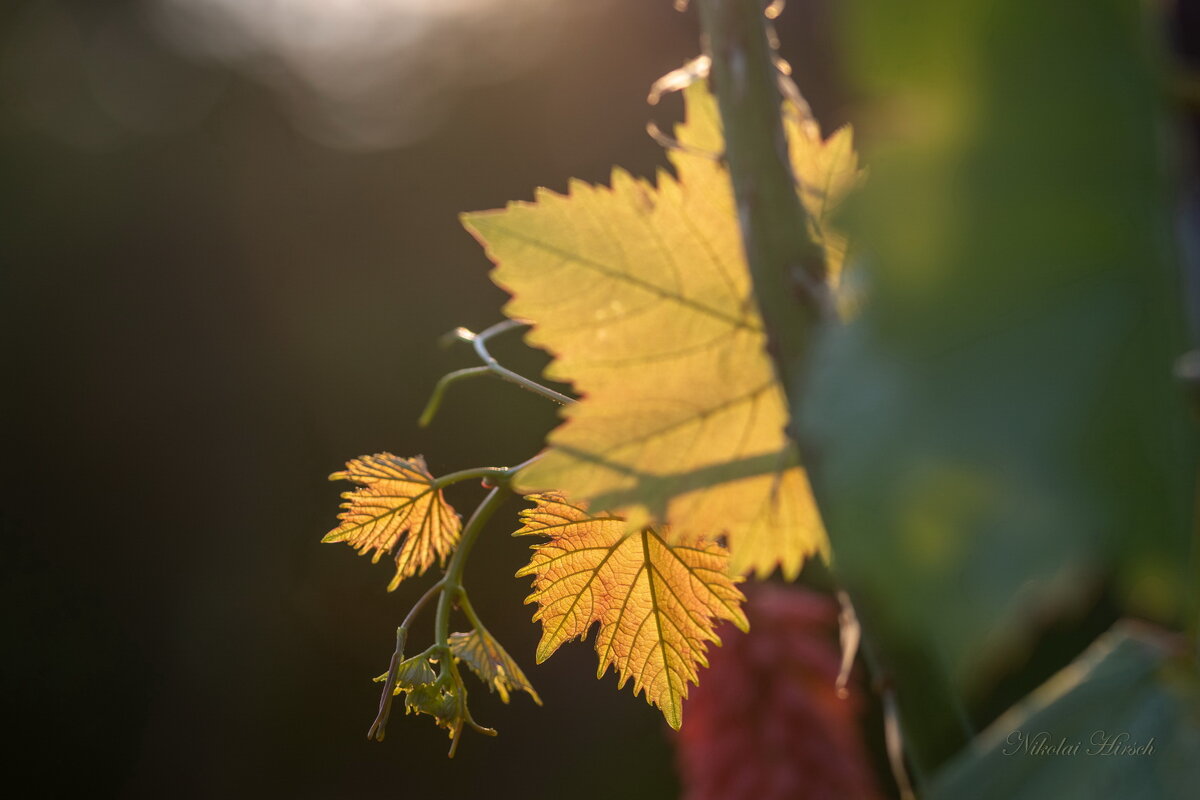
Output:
[
  {"xmin": 434, "ymin": 485, "xmax": 510, "ymax": 755},
  {"xmin": 432, "ymin": 465, "xmax": 511, "ymax": 490},
  {"xmin": 367, "ymin": 456, "xmax": 536, "ymax": 745},
  {"xmin": 695, "ymin": 0, "xmax": 828, "ymax": 375},
  {"xmin": 370, "ymin": 311, "xmax": 560, "ymax": 745},
  {"xmin": 367, "ymin": 578, "xmax": 439, "ymax": 742},
  {"xmin": 474, "ymin": 320, "xmax": 573, "ymax": 402},
  {"xmin": 438, "ymin": 486, "xmax": 509, "ymax": 616},
  {"xmin": 695, "ymin": 0, "xmax": 970, "ymax": 788}
]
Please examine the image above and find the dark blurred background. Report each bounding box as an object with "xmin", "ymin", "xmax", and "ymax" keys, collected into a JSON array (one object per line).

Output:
[
  {"xmin": 1, "ymin": 1, "xmax": 850, "ymax": 797},
  {"xmin": 7, "ymin": 1, "xmax": 1200, "ymax": 797}
]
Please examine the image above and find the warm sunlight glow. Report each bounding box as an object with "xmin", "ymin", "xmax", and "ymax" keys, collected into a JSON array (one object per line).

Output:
[{"xmin": 154, "ymin": 0, "xmax": 609, "ymax": 148}]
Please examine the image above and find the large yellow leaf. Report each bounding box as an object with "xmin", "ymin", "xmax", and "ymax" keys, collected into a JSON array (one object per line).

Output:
[
  {"xmin": 323, "ymin": 453, "xmax": 460, "ymax": 591},
  {"xmin": 462, "ymin": 82, "xmax": 857, "ymax": 576},
  {"xmin": 514, "ymin": 493, "xmax": 748, "ymax": 729}
]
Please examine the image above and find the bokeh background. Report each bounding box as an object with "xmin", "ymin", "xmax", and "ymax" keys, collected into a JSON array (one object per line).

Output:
[
  {"xmin": 6, "ymin": 1, "xmax": 1200, "ymax": 798},
  {"xmin": 2, "ymin": 1, "xmax": 849, "ymax": 797}
]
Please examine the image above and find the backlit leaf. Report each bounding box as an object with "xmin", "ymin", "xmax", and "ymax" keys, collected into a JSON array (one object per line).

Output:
[
  {"xmin": 514, "ymin": 493, "xmax": 748, "ymax": 729},
  {"xmin": 403, "ymin": 682, "xmax": 464, "ymax": 744},
  {"xmin": 324, "ymin": 453, "xmax": 460, "ymax": 591},
  {"xmin": 462, "ymin": 82, "xmax": 857, "ymax": 577},
  {"xmin": 372, "ymin": 651, "xmax": 484, "ymax": 755},
  {"xmin": 450, "ymin": 628, "xmax": 542, "ymax": 705},
  {"xmin": 374, "ymin": 653, "xmax": 438, "ymax": 694}
]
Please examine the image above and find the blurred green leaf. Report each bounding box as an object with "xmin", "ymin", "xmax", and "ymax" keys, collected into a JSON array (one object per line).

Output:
[
  {"xmin": 928, "ymin": 622, "xmax": 1200, "ymax": 800},
  {"xmin": 808, "ymin": 0, "xmax": 1194, "ymax": 696}
]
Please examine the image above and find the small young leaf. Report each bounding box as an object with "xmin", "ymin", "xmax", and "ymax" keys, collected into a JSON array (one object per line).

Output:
[
  {"xmin": 373, "ymin": 654, "xmax": 482, "ymax": 754},
  {"xmin": 449, "ymin": 629, "xmax": 542, "ymax": 705},
  {"xmin": 324, "ymin": 453, "xmax": 460, "ymax": 591},
  {"xmin": 403, "ymin": 682, "xmax": 460, "ymax": 732},
  {"xmin": 374, "ymin": 653, "xmax": 438, "ymax": 695},
  {"xmin": 515, "ymin": 493, "xmax": 748, "ymax": 729}
]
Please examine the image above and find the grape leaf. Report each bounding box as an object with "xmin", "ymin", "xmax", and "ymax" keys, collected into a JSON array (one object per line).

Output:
[
  {"xmin": 806, "ymin": 0, "xmax": 1192, "ymax": 692},
  {"xmin": 462, "ymin": 82, "xmax": 857, "ymax": 577},
  {"xmin": 372, "ymin": 652, "xmax": 467, "ymax": 750},
  {"xmin": 374, "ymin": 653, "xmax": 438, "ymax": 693},
  {"xmin": 402, "ymin": 682, "xmax": 464, "ymax": 745},
  {"xmin": 449, "ymin": 628, "xmax": 542, "ymax": 705},
  {"xmin": 514, "ymin": 493, "xmax": 748, "ymax": 729},
  {"xmin": 323, "ymin": 453, "xmax": 460, "ymax": 591}
]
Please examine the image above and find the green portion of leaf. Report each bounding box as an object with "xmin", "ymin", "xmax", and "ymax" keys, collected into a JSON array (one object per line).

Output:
[
  {"xmin": 403, "ymin": 682, "xmax": 461, "ymax": 732},
  {"xmin": 324, "ymin": 453, "xmax": 461, "ymax": 591},
  {"xmin": 372, "ymin": 650, "xmax": 488, "ymax": 755},
  {"xmin": 374, "ymin": 653, "xmax": 438, "ymax": 695},
  {"xmin": 807, "ymin": 0, "xmax": 1193, "ymax": 687},
  {"xmin": 929, "ymin": 622, "xmax": 1200, "ymax": 800},
  {"xmin": 462, "ymin": 82, "xmax": 858, "ymax": 577},
  {"xmin": 514, "ymin": 493, "xmax": 747, "ymax": 729},
  {"xmin": 449, "ymin": 628, "xmax": 541, "ymax": 705}
]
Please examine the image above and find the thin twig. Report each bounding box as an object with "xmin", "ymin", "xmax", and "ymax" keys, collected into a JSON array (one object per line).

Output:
[
  {"xmin": 470, "ymin": 320, "xmax": 574, "ymax": 405},
  {"xmin": 419, "ymin": 321, "xmax": 572, "ymax": 427},
  {"xmin": 648, "ymin": 54, "xmax": 712, "ymax": 105},
  {"xmin": 883, "ymin": 687, "xmax": 917, "ymax": 800},
  {"xmin": 366, "ymin": 626, "xmax": 408, "ymax": 742},
  {"xmin": 432, "ymin": 465, "xmax": 512, "ymax": 490},
  {"xmin": 834, "ymin": 589, "xmax": 861, "ymax": 700},
  {"xmin": 837, "ymin": 591, "xmax": 916, "ymax": 798},
  {"xmin": 367, "ymin": 579, "xmax": 444, "ymax": 741},
  {"xmin": 401, "ymin": 579, "xmax": 446, "ymax": 634}
]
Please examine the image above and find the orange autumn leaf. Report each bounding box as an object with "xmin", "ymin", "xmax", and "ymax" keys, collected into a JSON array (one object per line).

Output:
[
  {"xmin": 514, "ymin": 493, "xmax": 748, "ymax": 729},
  {"xmin": 323, "ymin": 453, "xmax": 460, "ymax": 591}
]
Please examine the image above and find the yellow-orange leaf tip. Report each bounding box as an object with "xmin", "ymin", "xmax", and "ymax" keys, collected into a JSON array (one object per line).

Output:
[{"xmin": 324, "ymin": 453, "xmax": 461, "ymax": 591}]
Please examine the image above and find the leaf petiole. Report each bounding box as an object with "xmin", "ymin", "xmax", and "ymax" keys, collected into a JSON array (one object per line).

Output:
[
  {"xmin": 431, "ymin": 466, "xmax": 511, "ymax": 491},
  {"xmin": 456, "ymin": 590, "xmax": 488, "ymax": 638},
  {"xmin": 433, "ymin": 485, "xmax": 510, "ymax": 755}
]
